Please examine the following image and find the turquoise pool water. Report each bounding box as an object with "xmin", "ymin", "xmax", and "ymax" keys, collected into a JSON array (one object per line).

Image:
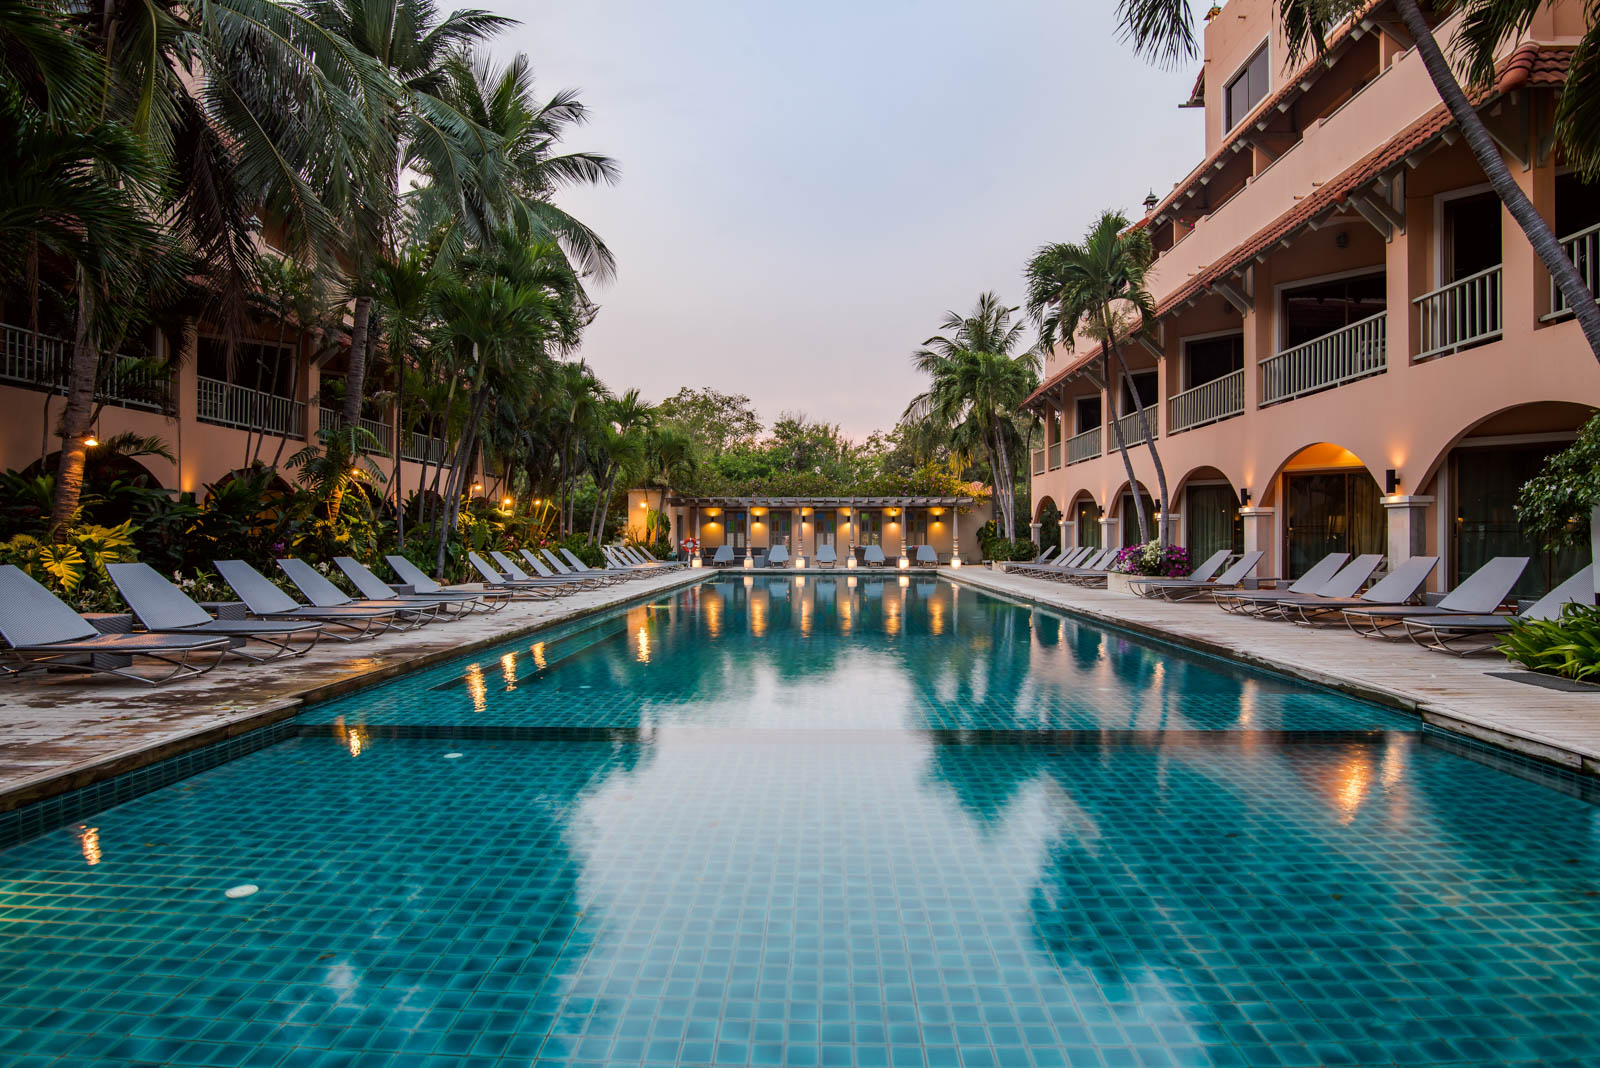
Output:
[{"xmin": 1, "ymin": 575, "xmax": 1598, "ymax": 1067}]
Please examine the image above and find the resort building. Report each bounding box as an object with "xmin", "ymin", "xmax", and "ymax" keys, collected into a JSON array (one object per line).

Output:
[
  {"xmin": 624, "ymin": 489, "xmax": 995, "ymax": 564},
  {"xmin": 1024, "ymin": 0, "xmax": 1600, "ymax": 596}
]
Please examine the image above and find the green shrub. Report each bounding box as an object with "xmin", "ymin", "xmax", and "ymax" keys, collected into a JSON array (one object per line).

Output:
[{"xmin": 1499, "ymin": 602, "xmax": 1600, "ymax": 683}]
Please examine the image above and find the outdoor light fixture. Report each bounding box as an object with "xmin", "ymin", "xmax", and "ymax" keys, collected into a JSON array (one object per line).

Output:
[
  {"xmin": 743, "ymin": 554, "xmax": 753, "ymax": 570},
  {"xmin": 897, "ymin": 555, "xmax": 910, "ymax": 569},
  {"xmin": 950, "ymin": 555, "xmax": 962, "ymax": 570},
  {"xmin": 847, "ymin": 555, "xmax": 858, "ymax": 569},
  {"xmin": 1385, "ymin": 469, "xmax": 1401, "ymax": 494},
  {"xmin": 796, "ymin": 557, "xmax": 806, "ymax": 569},
  {"xmin": 471, "ymin": 482, "xmax": 483, "ymax": 492},
  {"xmin": 502, "ymin": 497, "xmax": 513, "ymax": 508},
  {"xmin": 1239, "ymin": 487, "xmax": 1251, "ymax": 506},
  {"xmin": 83, "ymin": 435, "xmax": 99, "ymax": 448}
]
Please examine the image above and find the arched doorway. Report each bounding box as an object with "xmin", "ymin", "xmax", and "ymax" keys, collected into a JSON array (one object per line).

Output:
[
  {"xmin": 1177, "ymin": 467, "xmax": 1241, "ymax": 564},
  {"xmin": 1033, "ymin": 496, "xmax": 1060, "ymax": 551},
  {"xmin": 1270, "ymin": 443, "xmax": 1384, "ymax": 579},
  {"xmin": 1068, "ymin": 492, "xmax": 1101, "ymax": 549}
]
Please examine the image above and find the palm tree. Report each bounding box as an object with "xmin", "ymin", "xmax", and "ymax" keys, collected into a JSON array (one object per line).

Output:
[
  {"xmin": 1026, "ymin": 212, "xmax": 1169, "ymax": 545},
  {"xmin": 303, "ymin": 0, "xmax": 515, "ymax": 430},
  {"xmin": 905, "ymin": 294, "xmax": 1040, "ymax": 541},
  {"xmin": 370, "ymin": 247, "xmax": 438, "ymax": 544},
  {"xmin": 642, "ymin": 425, "xmax": 699, "ymax": 545},
  {"xmin": 588, "ymin": 390, "xmax": 654, "ymax": 543},
  {"xmin": 1117, "ymin": 0, "xmax": 1600, "ymax": 363}
]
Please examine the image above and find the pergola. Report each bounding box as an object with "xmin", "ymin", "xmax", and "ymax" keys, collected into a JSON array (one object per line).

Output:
[{"xmin": 663, "ymin": 495, "xmax": 978, "ymax": 564}]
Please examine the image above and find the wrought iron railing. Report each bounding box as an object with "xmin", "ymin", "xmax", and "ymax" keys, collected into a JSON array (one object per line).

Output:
[
  {"xmin": 1549, "ymin": 223, "xmax": 1600, "ymax": 319},
  {"xmin": 1262, "ymin": 312, "xmax": 1387, "ymax": 405},
  {"xmin": 0, "ymin": 322, "xmax": 170, "ymax": 412},
  {"xmin": 1066, "ymin": 426, "xmax": 1101, "ymax": 464},
  {"xmin": 1415, "ymin": 265, "xmax": 1502, "ymax": 360},
  {"xmin": 1168, "ymin": 368, "xmax": 1246, "ymax": 432},
  {"xmin": 197, "ymin": 377, "xmax": 305, "ymax": 437}
]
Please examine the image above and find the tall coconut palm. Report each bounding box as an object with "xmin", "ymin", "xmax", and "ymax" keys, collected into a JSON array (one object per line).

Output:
[
  {"xmin": 588, "ymin": 389, "xmax": 654, "ymax": 543},
  {"xmin": 303, "ymin": 0, "xmax": 515, "ymax": 430},
  {"xmin": 905, "ymin": 294, "xmax": 1040, "ymax": 541},
  {"xmin": 1117, "ymin": 0, "xmax": 1600, "ymax": 362},
  {"xmin": 1026, "ymin": 211, "xmax": 1169, "ymax": 545},
  {"xmin": 643, "ymin": 425, "xmax": 699, "ymax": 542},
  {"xmin": 370, "ymin": 247, "xmax": 438, "ymax": 544}
]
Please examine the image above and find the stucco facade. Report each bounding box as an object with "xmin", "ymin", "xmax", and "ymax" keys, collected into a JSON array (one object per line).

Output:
[{"xmin": 1026, "ymin": 0, "xmax": 1600, "ymax": 597}]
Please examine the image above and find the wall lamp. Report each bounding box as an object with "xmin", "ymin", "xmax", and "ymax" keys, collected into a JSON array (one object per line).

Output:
[
  {"xmin": 1385, "ymin": 469, "xmax": 1401, "ymax": 495},
  {"xmin": 1239, "ymin": 487, "xmax": 1250, "ymax": 506}
]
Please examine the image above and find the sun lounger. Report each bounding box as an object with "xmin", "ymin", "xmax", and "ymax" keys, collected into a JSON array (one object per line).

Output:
[
  {"xmin": 633, "ymin": 546, "xmax": 686, "ymax": 568},
  {"xmin": 1126, "ymin": 551, "xmax": 1263, "ymax": 601},
  {"xmin": 1019, "ymin": 546, "xmax": 1110, "ymax": 580},
  {"xmin": 915, "ymin": 545, "xmax": 938, "ymax": 565},
  {"xmin": 1012, "ymin": 546, "xmax": 1093, "ymax": 576},
  {"xmin": 279, "ymin": 558, "xmax": 445, "ymax": 627},
  {"xmin": 466, "ymin": 552, "xmax": 571, "ymax": 598},
  {"xmin": 213, "ymin": 560, "xmax": 400, "ymax": 640},
  {"xmin": 767, "ymin": 545, "xmax": 790, "ymax": 567},
  {"xmin": 712, "ymin": 545, "xmax": 736, "ymax": 567},
  {"xmin": 816, "ymin": 545, "xmax": 837, "ymax": 568},
  {"xmin": 1124, "ymin": 549, "xmax": 1232, "ymax": 597},
  {"xmin": 0, "ymin": 565, "xmax": 231, "ymax": 683},
  {"xmin": 1215, "ymin": 554, "xmax": 1378, "ymax": 616},
  {"xmin": 1052, "ymin": 547, "xmax": 1123, "ymax": 583},
  {"xmin": 385, "ymin": 554, "xmax": 513, "ymax": 610},
  {"xmin": 863, "ymin": 545, "xmax": 887, "ymax": 567},
  {"xmin": 490, "ymin": 551, "xmax": 595, "ymax": 593},
  {"xmin": 1272, "ymin": 556, "xmax": 1439, "ymax": 626},
  {"xmin": 336, "ymin": 557, "xmax": 497, "ymax": 615},
  {"xmin": 517, "ymin": 549, "xmax": 603, "ymax": 589},
  {"xmin": 1033, "ymin": 546, "xmax": 1058, "ymax": 565},
  {"xmin": 1211, "ymin": 552, "xmax": 1349, "ymax": 614},
  {"xmin": 107, "ymin": 562, "xmax": 323, "ymax": 661},
  {"xmin": 1341, "ymin": 556, "xmax": 1529, "ymax": 638},
  {"xmin": 1403, "ymin": 565, "xmax": 1597, "ymax": 654},
  {"xmin": 581, "ymin": 548, "xmax": 643, "ymax": 580}
]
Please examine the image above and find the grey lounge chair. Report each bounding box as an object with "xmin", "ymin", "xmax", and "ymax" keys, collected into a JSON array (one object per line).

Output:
[
  {"xmin": 1342, "ymin": 556, "xmax": 1529, "ymax": 638},
  {"xmin": 490, "ymin": 552, "xmax": 586, "ymax": 592},
  {"xmin": 466, "ymin": 552, "xmax": 569, "ymax": 598},
  {"xmin": 1403, "ymin": 565, "xmax": 1597, "ymax": 654},
  {"xmin": 767, "ymin": 544, "xmax": 790, "ymax": 567},
  {"xmin": 279, "ymin": 558, "xmax": 445, "ymax": 627},
  {"xmin": 635, "ymin": 546, "xmax": 686, "ymax": 568},
  {"xmin": 712, "ymin": 545, "xmax": 736, "ymax": 567},
  {"xmin": 863, "ymin": 545, "xmax": 887, "ymax": 567},
  {"xmin": 1211, "ymin": 552, "xmax": 1349, "ymax": 614},
  {"xmin": 1033, "ymin": 546, "xmax": 1059, "ymax": 565},
  {"xmin": 567, "ymin": 548, "xmax": 634, "ymax": 582},
  {"xmin": 0, "ymin": 565, "xmax": 230, "ymax": 684},
  {"xmin": 215, "ymin": 560, "xmax": 398, "ymax": 641},
  {"xmin": 385, "ymin": 554, "xmax": 513, "ymax": 610},
  {"xmin": 336, "ymin": 557, "xmax": 499, "ymax": 615},
  {"xmin": 1059, "ymin": 547, "xmax": 1127, "ymax": 585},
  {"xmin": 610, "ymin": 546, "xmax": 655, "ymax": 569},
  {"xmin": 107, "ymin": 562, "xmax": 323, "ymax": 661},
  {"xmin": 1128, "ymin": 551, "xmax": 1263, "ymax": 601},
  {"xmin": 915, "ymin": 545, "xmax": 938, "ymax": 566},
  {"xmin": 816, "ymin": 545, "xmax": 837, "ymax": 568},
  {"xmin": 1273, "ymin": 556, "xmax": 1439, "ymax": 626},
  {"xmin": 1216, "ymin": 554, "xmax": 1379, "ymax": 616},
  {"xmin": 1027, "ymin": 547, "xmax": 1112, "ymax": 581},
  {"xmin": 1125, "ymin": 549, "xmax": 1233, "ymax": 597},
  {"xmin": 519, "ymin": 549, "xmax": 603, "ymax": 588},
  {"xmin": 1014, "ymin": 546, "xmax": 1093, "ymax": 576}
]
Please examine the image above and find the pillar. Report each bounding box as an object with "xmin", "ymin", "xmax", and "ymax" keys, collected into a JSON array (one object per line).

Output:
[
  {"xmin": 1029, "ymin": 520, "xmax": 1042, "ymax": 548},
  {"xmin": 1240, "ymin": 507, "xmax": 1276, "ymax": 576},
  {"xmin": 1100, "ymin": 515, "xmax": 1119, "ymax": 549},
  {"xmin": 1382, "ymin": 494, "xmax": 1433, "ymax": 572},
  {"xmin": 1059, "ymin": 520, "xmax": 1071, "ymax": 554},
  {"xmin": 173, "ymin": 323, "xmax": 200, "ymax": 494}
]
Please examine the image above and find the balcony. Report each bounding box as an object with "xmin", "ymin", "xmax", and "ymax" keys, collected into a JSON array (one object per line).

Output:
[
  {"xmin": 1112, "ymin": 410, "xmax": 1155, "ymax": 445},
  {"xmin": 1261, "ymin": 312, "xmax": 1387, "ymax": 406},
  {"xmin": 1066, "ymin": 427, "xmax": 1101, "ymax": 464},
  {"xmin": 1, "ymin": 322, "xmax": 170, "ymax": 413},
  {"xmin": 197, "ymin": 377, "xmax": 305, "ymax": 437},
  {"xmin": 401, "ymin": 432, "xmax": 453, "ymax": 467},
  {"xmin": 319, "ymin": 406, "xmax": 393, "ymax": 448},
  {"xmin": 1169, "ymin": 369, "xmax": 1245, "ymax": 433},
  {"xmin": 1047, "ymin": 441, "xmax": 1061, "ymax": 469},
  {"xmin": 1549, "ymin": 223, "xmax": 1600, "ymax": 320},
  {"xmin": 1415, "ymin": 265, "xmax": 1502, "ymax": 360},
  {"xmin": 1031, "ymin": 448, "xmax": 1045, "ymax": 477}
]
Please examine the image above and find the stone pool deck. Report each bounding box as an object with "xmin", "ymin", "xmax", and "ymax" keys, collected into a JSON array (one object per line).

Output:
[
  {"xmin": 951, "ymin": 566, "xmax": 1600, "ymax": 776},
  {"xmin": 0, "ymin": 568, "xmax": 708, "ymax": 811}
]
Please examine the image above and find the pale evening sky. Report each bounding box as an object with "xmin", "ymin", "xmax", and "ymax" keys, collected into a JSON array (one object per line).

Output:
[{"xmin": 494, "ymin": 1, "xmax": 1208, "ymax": 438}]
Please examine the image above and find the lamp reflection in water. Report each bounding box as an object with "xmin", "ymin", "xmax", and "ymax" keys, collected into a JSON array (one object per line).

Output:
[
  {"xmin": 465, "ymin": 663, "xmax": 488, "ymax": 714},
  {"xmin": 1334, "ymin": 750, "xmax": 1375, "ymax": 824},
  {"xmin": 704, "ymin": 592, "xmax": 723, "ymax": 639},
  {"xmin": 929, "ymin": 597, "xmax": 945, "ymax": 636},
  {"xmin": 332, "ymin": 716, "xmax": 370, "ymax": 758},
  {"xmin": 531, "ymin": 641, "xmax": 548, "ymax": 671},
  {"xmin": 750, "ymin": 592, "xmax": 767, "ymax": 637},
  {"xmin": 636, "ymin": 624, "xmax": 652, "ymax": 663},
  {"xmin": 73, "ymin": 824, "xmax": 101, "ymax": 867},
  {"xmin": 500, "ymin": 652, "xmax": 518, "ymax": 691}
]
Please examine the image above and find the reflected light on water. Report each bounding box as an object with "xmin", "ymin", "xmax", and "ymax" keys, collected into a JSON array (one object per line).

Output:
[
  {"xmin": 531, "ymin": 641, "xmax": 547, "ymax": 670},
  {"xmin": 331, "ymin": 716, "xmax": 369, "ymax": 758},
  {"xmin": 500, "ymin": 652, "xmax": 518, "ymax": 691},
  {"xmin": 839, "ymin": 595, "xmax": 852, "ymax": 634},
  {"xmin": 750, "ymin": 594, "xmax": 767, "ymax": 638},
  {"xmin": 929, "ymin": 598, "xmax": 945, "ymax": 636},
  {"xmin": 1335, "ymin": 750, "xmax": 1375, "ymax": 823},
  {"xmin": 636, "ymin": 625, "xmax": 651, "ymax": 663},
  {"xmin": 465, "ymin": 664, "xmax": 488, "ymax": 713},
  {"xmin": 704, "ymin": 594, "xmax": 723, "ymax": 639},
  {"xmin": 885, "ymin": 594, "xmax": 901, "ymax": 637},
  {"xmin": 73, "ymin": 825, "xmax": 101, "ymax": 867}
]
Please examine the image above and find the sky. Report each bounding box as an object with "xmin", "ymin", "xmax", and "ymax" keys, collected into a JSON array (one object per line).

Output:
[{"xmin": 493, "ymin": 0, "xmax": 1208, "ymax": 439}]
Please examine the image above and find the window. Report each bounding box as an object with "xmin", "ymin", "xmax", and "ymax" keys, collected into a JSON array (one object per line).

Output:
[
  {"xmin": 1075, "ymin": 395, "xmax": 1102, "ymax": 433},
  {"xmin": 1183, "ymin": 334, "xmax": 1244, "ymax": 389},
  {"xmin": 1452, "ymin": 443, "xmax": 1587, "ymax": 598},
  {"xmin": 1225, "ymin": 46, "xmax": 1270, "ymax": 131},
  {"xmin": 1119, "ymin": 372, "xmax": 1157, "ymax": 415},
  {"xmin": 1555, "ymin": 173, "xmax": 1600, "ymax": 242},
  {"xmin": 908, "ymin": 509, "xmax": 929, "ymax": 546},
  {"xmin": 1120, "ymin": 490, "xmax": 1157, "ymax": 546},
  {"xmin": 857, "ymin": 510, "xmax": 882, "ymax": 546},
  {"xmin": 1442, "ymin": 192, "xmax": 1501, "ymax": 281},
  {"xmin": 726, "ymin": 510, "xmax": 748, "ymax": 549},
  {"xmin": 1280, "ymin": 273, "xmax": 1386, "ymax": 349},
  {"xmin": 1074, "ymin": 499, "xmax": 1101, "ymax": 549},
  {"xmin": 1284, "ymin": 471, "xmax": 1384, "ymax": 578}
]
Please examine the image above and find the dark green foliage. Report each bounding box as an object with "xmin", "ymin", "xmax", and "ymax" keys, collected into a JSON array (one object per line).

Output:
[
  {"xmin": 1517, "ymin": 413, "xmax": 1600, "ymax": 549},
  {"xmin": 1499, "ymin": 602, "xmax": 1600, "ymax": 683}
]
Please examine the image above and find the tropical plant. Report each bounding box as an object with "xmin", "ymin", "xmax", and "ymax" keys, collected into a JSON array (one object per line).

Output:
[
  {"xmin": 1026, "ymin": 210, "xmax": 1170, "ymax": 545},
  {"xmin": 1108, "ymin": 541, "xmax": 1192, "ymax": 578},
  {"xmin": 1516, "ymin": 411, "xmax": 1600, "ymax": 547},
  {"xmin": 641, "ymin": 424, "xmax": 700, "ymax": 540},
  {"xmin": 1116, "ymin": 0, "xmax": 1600, "ymax": 363},
  {"xmin": 905, "ymin": 293, "xmax": 1039, "ymax": 541},
  {"xmin": 1499, "ymin": 602, "xmax": 1600, "ymax": 682}
]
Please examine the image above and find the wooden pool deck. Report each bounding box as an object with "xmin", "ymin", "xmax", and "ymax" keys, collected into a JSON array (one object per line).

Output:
[{"xmin": 950, "ymin": 566, "xmax": 1600, "ymax": 776}]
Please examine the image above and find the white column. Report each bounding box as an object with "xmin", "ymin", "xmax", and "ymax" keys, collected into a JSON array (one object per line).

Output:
[
  {"xmin": 1029, "ymin": 520, "xmax": 1042, "ymax": 548},
  {"xmin": 1240, "ymin": 507, "xmax": 1276, "ymax": 575},
  {"xmin": 1100, "ymin": 515, "xmax": 1119, "ymax": 548},
  {"xmin": 1383, "ymin": 494, "xmax": 1435, "ymax": 586}
]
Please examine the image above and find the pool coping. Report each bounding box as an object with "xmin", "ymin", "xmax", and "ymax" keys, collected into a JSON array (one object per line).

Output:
[
  {"xmin": 947, "ymin": 568, "xmax": 1600, "ymax": 779},
  {"xmin": 0, "ymin": 569, "xmax": 714, "ymax": 815}
]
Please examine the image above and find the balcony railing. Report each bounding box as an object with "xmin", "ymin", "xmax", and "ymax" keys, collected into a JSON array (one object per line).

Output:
[
  {"xmin": 1, "ymin": 322, "xmax": 170, "ymax": 412},
  {"xmin": 401, "ymin": 432, "xmax": 453, "ymax": 467},
  {"xmin": 1261, "ymin": 312, "xmax": 1387, "ymax": 406},
  {"xmin": 1549, "ymin": 223, "xmax": 1600, "ymax": 319},
  {"xmin": 1169, "ymin": 368, "xmax": 1245, "ymax": 432},
  {"xmin": 1047, "ymin": 441, "xmax": 1061, "ymax": 469},
  {"xmin": 1031, "ymin": 448, "xmax": 1045, "ymax": 476},
  {"xmin": 1066, "ymin": 426, "xmax": 1101, "ymax": 464},
  {"xmin": 319, "ymin": 406, "xmax": 392, "ymax": 448},
  {"xmin": 197, "ymin": 377, "xmax": 305, "ymax": 437},
  {"xmin": 1112, "ymin": 410, "xmax": 1155, "ymax": 445},
  {"xmin": 1415, "ymin": 265, "xmax": 1502, "ymax": 360}
]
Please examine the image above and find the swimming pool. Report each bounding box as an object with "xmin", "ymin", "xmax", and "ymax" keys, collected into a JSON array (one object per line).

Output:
[{"xmin": 1, "ymin": 575, "xmax": 1597, "ymax": 1067}]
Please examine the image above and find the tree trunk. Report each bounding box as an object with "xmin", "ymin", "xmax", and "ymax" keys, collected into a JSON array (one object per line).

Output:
[
  {"xmin": 435, "ymin": 383, "xmax": 490, "ymax": 576},
  {"xmin": 394, "ymin": 372, "xmax": 406, "ymax": 548},
  {"xmin": 49, "ymin": 279, "xmax": 98, "ymax": 539},
  {"xmin": 341, "ymin": 296, "xmax": 372, "ymax": 427},
  {"xmin": 1101, "ymin": 353, "xmax": 1149, "ymax": 546},
  {"xmin": 1393, "ymin": 0, "xmax": 1600, "ymax": 360},
  {"xmin": 1108, "ymin": 341, "xmax": 1172, "ymax": 544},
  {"xmin": 993, "ymin": 430, "xmax": 1016, "ymax": 540}
]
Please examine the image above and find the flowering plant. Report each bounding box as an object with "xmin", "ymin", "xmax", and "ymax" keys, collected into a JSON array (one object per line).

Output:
[{"xmin": 1109, "ymin": 541, "xmax": 1191, "ymax": 578}]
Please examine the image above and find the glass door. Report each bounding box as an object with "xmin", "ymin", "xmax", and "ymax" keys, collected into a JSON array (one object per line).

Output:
[
  {"xmin": 770, "ymin": 510, "xmax": 793, "ymax": 553},
  {"xmin": 727, "ymin": 510, "xmax": 748, "ymax": 551},
  {"xmin": 1284, "ymin": 471, "xmax": 1383, "ymax": 578},
  {"xmin": 815, "ymin": 510, "xmax": 836, "ymax": 550}
]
